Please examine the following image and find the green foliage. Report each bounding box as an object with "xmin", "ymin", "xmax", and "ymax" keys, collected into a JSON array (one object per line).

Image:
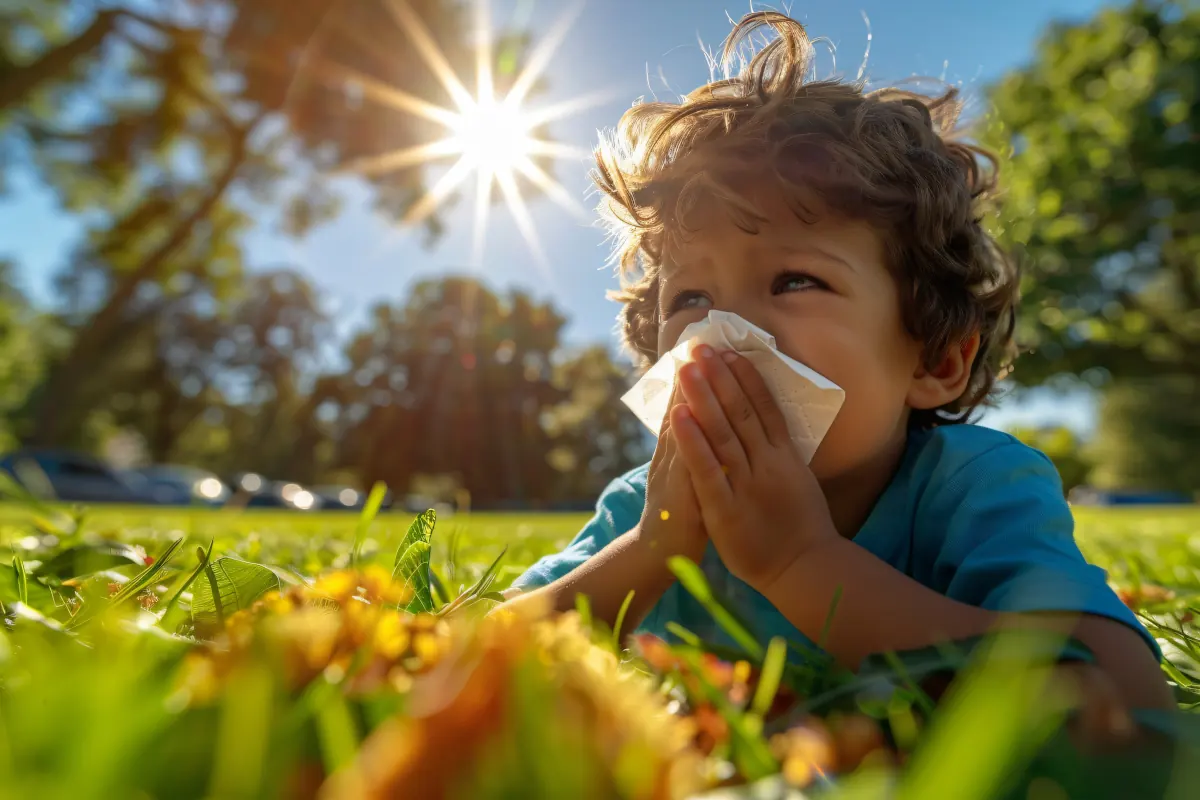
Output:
[
  {"xmin": 31, "ymin": 540, "xmax": 147, "ymax": 579},
  {"xmin": 669, "ymin": 556, "xmax": 764, "ymax": 659},
  {"xmin": 350, "ymin": 481, "xmax": 388, "ymax": 567},
  {"xmin": 1089, "ymin": 376, "xmax": 1200, "ymax": 494},
  {"xmin": 0, "ymin": 502, "xmax": 1197, "ymax": 798},
  {"xmin": 393, "ymin": 509, "xmax": 436, "ymax": 612},
  {"xmin": 313, "ymin": 277, "xmax": 638, "ymax": 507},
  {"xmin": 191, "ymin": 556, "xmax": 282, "ymax": 629},
  {"xmin": 0, "ymin": 263, "xmax": 57, "ymax": 449},
  {"xmin": 986, "ymin": 1, "xmax": 1200, "ymax": 385},
  {"xmin": 3, "ymin": 0, "xmax": 566, "ymax": 458}
]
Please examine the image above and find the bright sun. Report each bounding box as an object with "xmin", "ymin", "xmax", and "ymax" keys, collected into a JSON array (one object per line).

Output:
[
  {"xmin": 449, "ymin": 97, "xmax": 535, "ymax": 174},
  {"xmin": 316, "ymin": 0, "xmax": 605, "ymax": 270}
]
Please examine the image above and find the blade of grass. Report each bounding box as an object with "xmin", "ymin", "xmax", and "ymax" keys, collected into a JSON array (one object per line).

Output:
[
  {"xmin": 204, "ymin": 561, "xmax": 226, "ymax": 628},
  {"xmin": 677, "ymin": 649, "xmax": 778, "ymax": 781},
  {"xmin": 880, "ymin": 650, "xmax": 937, "ymax": 716},
  {"xmin": 208, "ymin": 660, "xmax": 274, "ymax": 799},
  {"xmin": 430, "ymin": 568, "xmax": 450, "ymax": 606},
  {"xmin": 437, "ymin": 546, "xmax": 507, "ymax": 617},
  {"xmin": 817, "ymin": 585, "xmax": 842, "ymax": 651},
  {"xmin": 612, "ymin": 590, "xmax": 635, "ymax": 652},
  {"xmin": 665, "ymin": 622, "xmax": 702, "ymax": 648},
  {"xmin": 158, "ymin": 542, "xmax": 214, "ymax": 624},
  {"xmin": 66, "ymin": 537, "xmax": 184, "ymax": 629},
  {"xmin": 895, "ymin": 628, "xmax": 1070, "ymax": 800},
  {"xmin": 668, "ymin": 556, "xmax": 763, "ymax": 659},
  {"xmin": 750, "ymin": 637, "xmax": 787, "ymax": 719},
  {"xmin": 315, "ymin": 685, "xmax": 360, "ymax": 774},
  {"xmin": 575, "ymin": 592, "xmax": 592, "ymax": 630},
  {"xmin": 12, "ymin": 555, "xmax": 28, "ymax": 605},
  {"xmin": 350, "ymin": 481, "xmax": 388, "ymax": 567}
]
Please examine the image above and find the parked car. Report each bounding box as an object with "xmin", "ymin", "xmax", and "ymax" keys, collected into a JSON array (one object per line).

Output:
[
  {"xmin": 0, "ymin": 449, "xmax": 151, "ymax": 504},
  {"xmin": 229, "ymin": 473, "xmax": 321, "ymax": 511},
  {"xmin": 123, "ymin": 465, "xmax": 232, "ymax": 507},
  {"xmin": 1068, "ymin": 486, "xmax": 1195, "ymax": 506},
  {"xmin": 312, "ymin": 485, "xmax": 395, "ymax": 512}
]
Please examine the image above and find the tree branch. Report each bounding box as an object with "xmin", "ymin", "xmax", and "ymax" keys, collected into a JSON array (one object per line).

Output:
[
  {"xmin": 31, "ymin": 113, "xmax": 265, "ymax": 444},
  {"xmin": 0, "ymin": 10, "xmax": 120, "ymax": 112}
]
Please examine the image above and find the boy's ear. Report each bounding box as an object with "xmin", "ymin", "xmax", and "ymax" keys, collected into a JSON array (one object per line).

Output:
[{"xmin": 908, "ymin": 332, "xmax": 981, "ymax": 411}]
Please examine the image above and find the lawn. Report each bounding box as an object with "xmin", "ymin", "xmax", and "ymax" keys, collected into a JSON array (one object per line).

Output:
[{"xmin": 1, "ymin": 500, "xmax": 1198, "ymax": 799}]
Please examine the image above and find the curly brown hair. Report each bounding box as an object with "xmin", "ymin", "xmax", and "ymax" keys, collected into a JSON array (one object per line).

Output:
[{"xmin": 592, "ymin": 11, "xmax": 1018, "ymax": 428}]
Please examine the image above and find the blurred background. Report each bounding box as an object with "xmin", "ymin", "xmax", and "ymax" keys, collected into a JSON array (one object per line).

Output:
[{"xmin": 0, "ymin": 0, "xmax": 1195, "ymax": 511}]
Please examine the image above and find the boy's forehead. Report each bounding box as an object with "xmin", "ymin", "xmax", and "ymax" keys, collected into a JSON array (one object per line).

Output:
[{"xmin": 660, "ymin": 214, "xmax": 865, "ymax": 276}]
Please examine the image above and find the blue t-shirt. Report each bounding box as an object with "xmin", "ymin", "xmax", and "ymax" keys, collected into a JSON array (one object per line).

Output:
[{"xmin": 514, "ymin": 424, "xmax": 1159, "ymax": 662}]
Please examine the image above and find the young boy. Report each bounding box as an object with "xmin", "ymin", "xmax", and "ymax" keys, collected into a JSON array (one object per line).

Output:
[{"xmin": 509, "ymin": 11, "xmax": 1170, "ymax": 712}]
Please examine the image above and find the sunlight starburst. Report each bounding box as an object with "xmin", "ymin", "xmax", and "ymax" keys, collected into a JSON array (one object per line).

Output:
[{"xmin": 335, "ymin": 0, "xmax": 604, "ymax": 271}]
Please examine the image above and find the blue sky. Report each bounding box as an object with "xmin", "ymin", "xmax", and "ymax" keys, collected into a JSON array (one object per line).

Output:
[{"xmin": 1, "ymin": 0, "xmax": 1110, "ymax": 431}]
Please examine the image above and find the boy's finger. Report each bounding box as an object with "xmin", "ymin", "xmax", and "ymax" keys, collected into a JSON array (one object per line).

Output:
[
  {"xmin": 723, "ymin": 353, "xmax": 791, "ymax": 446},
  {"xmin": 698, "ymin": 347, "xmax": 769, "ymax": 452},
  {"xmin": 679, "ymin": 360, "xmax": 749, "ymax": 473},
  {"xmin": 670, "ymin": 403, "xmax": 734, "ymax": 506},
  {"xmin": 658, "ymin": 380, "xmax": 688, "ymax": 437}
]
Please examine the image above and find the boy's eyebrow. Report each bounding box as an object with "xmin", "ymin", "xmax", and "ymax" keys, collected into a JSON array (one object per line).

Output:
[{"xmin": 778, "ymin": 243, "xmax": 858, "ymax": 273}]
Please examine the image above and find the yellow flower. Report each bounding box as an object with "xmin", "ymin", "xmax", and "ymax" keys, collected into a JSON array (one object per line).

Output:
[
  {"xmin": 771, "ymin": 722, "xmax": 835, "ymax": 789},
  {"xmin": 374, "ymin": 613, "xmax": 412, "ymax": 660},
  {"xmin": 312, "ymin": 570, "xmax": 357, "ymax": 602},
  {"xmin": 262, "ymin": 590, "xmax": 297, "ymax": 616},
  {"xmin": 412, "ymin": 631, "xmax": 444, "ymax": 666},
  {"xmin": 361, "ymin": 565, "xmax": 411, "ymax": 605}
]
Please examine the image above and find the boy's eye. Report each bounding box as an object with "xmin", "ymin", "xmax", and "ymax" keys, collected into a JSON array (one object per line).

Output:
[
  {"xmin": 666, "ymin": 290, "xmax": 713, "ymax": 315},
  {"xmin": 772, "ymin": 272, "xmax": 827, "ymax": 294}
]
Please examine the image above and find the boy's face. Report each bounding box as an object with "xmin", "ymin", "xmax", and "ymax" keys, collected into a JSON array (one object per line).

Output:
[{"xmin": 656, "ymin": 188, "xmax": 926, "ymax": 482}]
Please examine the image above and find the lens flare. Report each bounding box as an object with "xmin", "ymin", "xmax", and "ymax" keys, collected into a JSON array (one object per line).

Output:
[{"xmin": 325, "ymin": 0, "xmax": 604, "ymax": 270}]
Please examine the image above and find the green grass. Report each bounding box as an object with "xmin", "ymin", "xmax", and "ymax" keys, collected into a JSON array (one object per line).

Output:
[
  {"xmin": 0, "ymin": 501, "xmax": 1198, "ymax": 799},
  {"xmin": 0, "ymin": 503, "xmax": 587, "ymax": 592}
]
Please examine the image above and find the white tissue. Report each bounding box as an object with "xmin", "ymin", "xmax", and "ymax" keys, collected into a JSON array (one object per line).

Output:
[{"xmin": 621, "ymin": 310, "xmax": 845, "ymax": 463}]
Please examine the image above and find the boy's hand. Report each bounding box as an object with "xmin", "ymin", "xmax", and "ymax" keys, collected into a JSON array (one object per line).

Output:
[
  {"xmin": 671, "ymin": 346, "xmax": 838, "ymax": 592},
  {"xmin": 640, "ymin": 385, "xmax": 708, "ymax": 565}
]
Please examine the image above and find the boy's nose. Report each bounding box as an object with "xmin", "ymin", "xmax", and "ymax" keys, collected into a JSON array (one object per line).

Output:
[{"xmin": 714, "ymin": 304, "xmax": 772, "ymax": 336}]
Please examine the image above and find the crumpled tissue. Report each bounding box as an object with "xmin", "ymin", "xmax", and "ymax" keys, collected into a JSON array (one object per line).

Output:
[{"xmin": 620, "ymin": 310, "xmax": 845, "ymax": 463}]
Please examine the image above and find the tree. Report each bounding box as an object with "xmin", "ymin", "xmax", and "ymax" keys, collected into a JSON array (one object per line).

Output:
[
  {"xmin": 70, "ymin": 267, "xmax": 332, "ymax": 478},
  {"xmin": 315, "ymin": 276, "xmax": 569, "ymax": 507},
  {"xmin": 1086, "ymin": 376, "xmax": 1200, "ymax": 494},
  {"xmin": 986, "ymin": 1, "xmax": 1199, "ymax": 385},
  {"xmin": 986, "ymin": 2, "xmax": 1199, "ymax": 491},
  {"xmin": 0, "ymin": 262, "xmax": 61, "ymax": 451},
  {"xmin": 4, "ymin": 0, "xmax": 549, "ymax": 447},
  {"xmin": 542, "ymin": 346, "xmax": 650, "ymax": 505}
]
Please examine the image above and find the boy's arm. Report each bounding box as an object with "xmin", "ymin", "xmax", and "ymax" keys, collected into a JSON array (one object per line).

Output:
[
  {"xmin": 507, "ymin": 526, "xmax": 678, "ymax": 632},
  {"xmin": 670, "ymin": 351, "xmax": 1171, "ymax": 712},
  {"xmin": 761, "ymin": 538, "xmax": 1173, "ymax": 710}
]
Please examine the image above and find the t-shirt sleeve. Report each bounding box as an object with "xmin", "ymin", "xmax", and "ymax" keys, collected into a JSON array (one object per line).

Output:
[
  {"xmin": 510, "ymin": 473, "xmax": 646, "ymax": 592},
  {"xmin": 918, "ymin": 440, "xmax": 1160, "ymax": 659}
]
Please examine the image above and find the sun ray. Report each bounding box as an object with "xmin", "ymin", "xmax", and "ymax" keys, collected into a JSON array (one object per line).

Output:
[
  {"xmin": 506, "ymin": 0, "xmax": 586, "ymax": 107},
  {"xmin": 320, "ymin": 0, "xmax": 597, "ymax": 269},
  {"xmin": 513, "ymin": 157, "xmax": 589, "ymax": 222},
  {"xmin": 474, "ymin": 0, "xmax": 494, "ymax": 102},
  {"xmin": 521, "ymin": 89, "xmax": 619, "ymax": 129},
  {"xmin": 341, "ymin": 139, "xmax": 463, "ymax": 177},
  {"xmin": 384, "ymin": 0, "xmax": 477, "ymax": 112},
  {"xmin": 404, "ymin": 154, "xmax": 479, "ymax": 227},
  {"xmin": 495, "ymin": 168, "xmax": 551, "ymax": 278},
  {"xmin": 315, "ymin": 60, "xmax": 460, "ymax": 126},
  {"xmin": 523, "ymin": 139, "xmax": 591, "ymax": 161},
  {"xmin": 471, "ymin": 166, "xmax": 494, "ymax": 267}
]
